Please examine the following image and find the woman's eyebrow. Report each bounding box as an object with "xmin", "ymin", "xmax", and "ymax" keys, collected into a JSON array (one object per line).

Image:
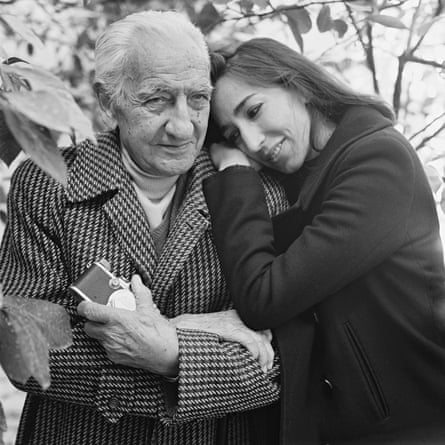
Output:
[{"xmin": 233, "ymin": 93, "xmax": 255, "ymax": 115}]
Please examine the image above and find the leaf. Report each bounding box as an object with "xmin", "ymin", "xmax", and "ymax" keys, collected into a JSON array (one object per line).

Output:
[
  {"xmin": 196, "ymin": 2, "xmax": 221, "ymax": 33},
  {"xmin": 0, "ymin": 307, "xmax": 50, "ymax": 389},
  {"xmin": 283, "ymin": 11, "xmax": 307, "ymax": 52},
  {"xmin": 252, "ymin": 0, "xmax": 269, "ymax": 9},
  {"xmin": 317, "ymin": 5, "xmax": 332, "ymax": 32},
  {"xmin": 2, "ymin": 108, "xmax": 68, "ymax": 186},
  {"xmin": 4, "ymin": 90, "xmax": 72, "ymax": 134},
  {"xmin": 0, "ymin": 15, "xmax": 44, "ymax": 52},
  {"xmin": 0, "ymin": 64, "xmax": 95, "ymax": 142},
  {"xmin": 239, "ymin": 0, "xmax": 254, "ymax": 13},
  {"xmin": 0, "ymin": 109, "xmax": 22, "ymax": 166},
  {"xmin": 0, "ymin": 293, "xmax": 72, "ymax": 390},
  {"xmin": 332, "ymin": 19, "xmax": 348, "ymax": 38},
  {"xmin": 0, "ymin": 63, "xmax": 68, "ymax": 92},
  {"xmin": 367, "ymin": 14, "xmax": 407, "ymax": 29},
  {"xmin": 285, "ymin": 8, "xmax": 312, "ymax": 34},
  {"xmin": 4, "ymin": 296, "xmax": 72, "ymax": 350}
]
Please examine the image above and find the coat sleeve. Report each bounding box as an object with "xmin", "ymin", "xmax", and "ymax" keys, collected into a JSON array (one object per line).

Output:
[
  {"xmin": 0, "ymin": 161, "xmax": 163, "ymax": 423},
  {"xmin": 157, "ymin": 328, "xmax": 280, "ymax": 423},
  {"xmin": 203, "ymin": 132, "xmax": 418, "ymax": 330}
]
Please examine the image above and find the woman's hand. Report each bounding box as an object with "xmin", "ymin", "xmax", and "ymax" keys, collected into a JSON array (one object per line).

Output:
[
  {"xmin": 171, "ymin": 309, "xmax": 274, "ymax": 373},
  {"xmin": 210, "ymin": 142, "xmax": 262, "ymax": 171}
]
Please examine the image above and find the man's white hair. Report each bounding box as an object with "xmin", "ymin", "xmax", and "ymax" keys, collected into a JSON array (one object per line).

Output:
[{"xmin": 94, "ymin": 10, "xmax": 209, "ymax": 111}]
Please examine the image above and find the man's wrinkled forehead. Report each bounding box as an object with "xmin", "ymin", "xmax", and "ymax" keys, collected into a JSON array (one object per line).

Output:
[{"xmin": 127, "ymin": 46, "xmax": 210, "ymax": 93}]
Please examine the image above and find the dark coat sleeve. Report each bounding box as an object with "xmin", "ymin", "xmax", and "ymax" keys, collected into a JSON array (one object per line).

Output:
[{"xmin": 203, "ymin": 132, "xmax": 417, "ymax": 330}]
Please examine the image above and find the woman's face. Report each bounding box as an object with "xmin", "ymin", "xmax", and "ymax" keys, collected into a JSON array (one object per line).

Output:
[{"xmin": 212, "ymin": 75, "xmax": 315, "ymax": 174}]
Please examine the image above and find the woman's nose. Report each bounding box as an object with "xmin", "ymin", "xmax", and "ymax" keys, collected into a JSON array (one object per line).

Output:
[{"xmin": 240, "ymin": 125, "xmax": 264, "ymax": 154}]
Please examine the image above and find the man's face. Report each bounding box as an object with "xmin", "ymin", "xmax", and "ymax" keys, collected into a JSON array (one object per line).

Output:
[{"xmin": 113, "ymin": 40, "xmax": 211, "ymax": 177}]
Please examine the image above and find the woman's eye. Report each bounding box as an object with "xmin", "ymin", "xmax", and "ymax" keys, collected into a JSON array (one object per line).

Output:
[{"xmin": 247, "ymin": 104, "xmax": 262, "ymax": 119}]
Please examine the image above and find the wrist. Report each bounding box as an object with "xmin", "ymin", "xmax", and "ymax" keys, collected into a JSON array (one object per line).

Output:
[{"xmin": 219, "ymin": 158, "xmax": 251, "ymax": 171}]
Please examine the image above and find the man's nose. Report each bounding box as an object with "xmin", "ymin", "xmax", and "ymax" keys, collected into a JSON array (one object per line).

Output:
[
  {"xmin": 165, "ymin": 97, "xmax": 194, "ymax": 140},
  {"xmin": 240, "ymin": 124, "xmax": 263, "ymax": 154}
]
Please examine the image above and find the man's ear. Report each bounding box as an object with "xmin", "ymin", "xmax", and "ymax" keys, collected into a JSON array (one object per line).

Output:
[{"xmin": 93, "ymin": 82, "xmax": 116, "ymax": 125}]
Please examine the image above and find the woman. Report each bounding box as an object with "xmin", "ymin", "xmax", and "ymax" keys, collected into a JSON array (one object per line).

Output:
[{"xmin": 203, "ymin": 38, "xmax": 445, "ymax": 444}]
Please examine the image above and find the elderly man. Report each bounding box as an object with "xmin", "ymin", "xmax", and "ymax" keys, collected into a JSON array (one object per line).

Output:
[{"xmin": 0, "ymin": 10, "xmax": 287, "ymax": 445}]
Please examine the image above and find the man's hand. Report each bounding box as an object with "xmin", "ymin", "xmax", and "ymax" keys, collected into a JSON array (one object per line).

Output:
[
  {"xmin": 77, "ymin": 275, "xmax": 178, "ymax": 377},
  {"xmin": 171, "ymin": 310, "xmax": 274, "ymax": 373}
]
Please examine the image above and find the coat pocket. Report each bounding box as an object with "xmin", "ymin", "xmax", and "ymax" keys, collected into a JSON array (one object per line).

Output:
[{"xmin": 343, "ymin": 321, "xmax": 390, "ymax": 421}]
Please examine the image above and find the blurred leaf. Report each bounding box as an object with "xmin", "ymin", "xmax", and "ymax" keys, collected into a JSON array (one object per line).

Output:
[
  {"xmin": 4, "ymin": 295, "xmax": 72, "ymax": 350},
  {"xmin": 332, "ymin": 19, "xmax": 348, "ymax": 38},
  {"xmin": 239, "ymin": 0, "xmax": 254, "ymax": 14},
  {"xmin": 0, "ymin": 15, "xmax": 44, "ymax": 52},
  {"xmin": 284, "ymin": 12, "xmax": 304, "ymax": 52},
  {"xmin": 0, "ymin": 63, "xmax": 69, "ymax": 93},
  {"xmin": 196, "ymin": 2, "xmax": 221, "ymax": 33},
  {"xmin": 317, "ymin": 5, "xmax": 332, "ymax": 32},
  {"xmin": 0, "ymin": 293, "xmax": 72, "ymax": 390},
  {"xmin": 0, "ymin": 305, "xmax": 50, "ymax": 389},
  {"xmin": 417, "ymin": 15, "xmax": 445, "ymax": 37},
  {"xmin": 0, "ymin": 64, "xmax": 95, "ymax": 142},
  {"xmin": 4, "ymin": 90, "xmax": 72, "ymax": 134},
  {"xmin": 252, "ymin": 0, "xmax": 269, "ymax": 9},
  {"xmin": 367, "ymin": 14, "xmax": 407, "ymax": 29},
  {"xmin": 285, "ymin": 8, "xmax": 312, "ymax": 34},
  {"xmin": 2, "ymin": 108, "xmax": 68, "ymax": 186},
  {"xmin": 0, "ymin": 109, "xmax": 21, "ymax": 166},
  {"xmin": 0, "ymin": 402, "xmax": 6, "ymax": 445}
]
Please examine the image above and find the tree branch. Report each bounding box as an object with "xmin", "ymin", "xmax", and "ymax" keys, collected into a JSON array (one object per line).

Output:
[
  {"xmin": 404, "ymin": 54, "xmax": 445, "ymax": 69},
  {"xmin": 365, "ymin": 23, "xmax": 379, "ymax": 94},
  {"xmin": 409, "ymin": 111, "xmax": 445, "ymax": 141},
  {"xmin": 414, "ymin": 122, "xmax": 445, "ymax": 151}
]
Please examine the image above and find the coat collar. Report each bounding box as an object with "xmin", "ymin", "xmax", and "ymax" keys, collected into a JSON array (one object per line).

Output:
[
  {"xmin": 284, "ymin": 106, "xmax": 393, "ymax": 210},
  {"xmin": 65, "ymin": 130, "xmax": 127, "ymax": 203}
]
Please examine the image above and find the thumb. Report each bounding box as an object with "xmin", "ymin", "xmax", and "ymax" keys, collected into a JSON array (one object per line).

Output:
[{"xmin": 131, "ymin": 274, "xmax": 156, "ymax": 312}]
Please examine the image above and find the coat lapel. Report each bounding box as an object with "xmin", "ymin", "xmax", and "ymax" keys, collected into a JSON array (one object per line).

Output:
[
  {"xmin": 152, "ymin": 153, "xmax": 214, "ymax": 311},
  {"xmin": 65, "ymin": 131, "xmax": 157, "ymax": 285}
]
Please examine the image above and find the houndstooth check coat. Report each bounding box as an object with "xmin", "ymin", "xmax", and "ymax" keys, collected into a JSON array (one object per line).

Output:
[{"xmin": 0, "ymin": 130, "xmax": 288, "ymax": 445}]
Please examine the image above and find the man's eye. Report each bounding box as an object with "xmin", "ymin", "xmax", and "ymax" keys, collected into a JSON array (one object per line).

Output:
[
  {"xmin": 247, "ymin": 104, "xmax": 262, "ymax": 119},
  {"xmin": 145, "ymin": 96, "xmax": 168, "ymax": 106},
  {"xmin": 189, "ymin": 93, "xmax": 210, "ymax": 108}
]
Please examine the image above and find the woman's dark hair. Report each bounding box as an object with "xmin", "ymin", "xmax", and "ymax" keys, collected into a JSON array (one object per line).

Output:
[{"xmin": 209, "ymin": 37, "xmax": 394, "ymax": 125}]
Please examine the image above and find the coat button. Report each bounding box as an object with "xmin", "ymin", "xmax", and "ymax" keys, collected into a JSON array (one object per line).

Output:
[
  {"xmin": 322, "ymin": 377, "xmax": 334, "ymax": 393},
  {"xmin": 108, "ymin": 396, "xmax": 121, "ymax": 410}
]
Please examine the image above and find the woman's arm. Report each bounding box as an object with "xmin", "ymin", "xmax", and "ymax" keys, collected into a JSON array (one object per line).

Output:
[{"xmin": 204, "ymin": 134, "xmax": 417, "ymax": 329}]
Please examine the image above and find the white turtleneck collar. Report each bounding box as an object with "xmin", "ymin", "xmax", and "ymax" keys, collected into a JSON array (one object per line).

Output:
[
  {"xmin": 121, "ymin": 146, "xmax": 179, "ymax": 201},
  {"xmin": 121, "ymin": 146, "xmax": 178, "ymax": 229}
]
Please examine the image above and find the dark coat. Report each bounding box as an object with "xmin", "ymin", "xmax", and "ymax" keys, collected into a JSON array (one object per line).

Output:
[
  {"xmin": 0, "ymin": 131, "xmax": 288, "ymax": 445},
  {"xmin": 204, "ymin": 107, "xmax": 445, "ymax": 444}
]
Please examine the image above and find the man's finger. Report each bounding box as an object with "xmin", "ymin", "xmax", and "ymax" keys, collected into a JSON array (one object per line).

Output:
[
  {"xmin": 84, "ymin": 321, "xmax": 106, "ymax": 340},
  {"xmin": 131, "ymin": 274, "xmax": 156, "ymax": 312},
  {"xmin": 77, "ymin": 301, "xmax": 111, "ymax": 323}
]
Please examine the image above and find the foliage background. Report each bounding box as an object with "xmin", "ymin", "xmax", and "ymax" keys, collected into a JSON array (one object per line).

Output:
[{"xmin": 0, "ymin": 0, "xmax": 444, "ymax": 443}]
